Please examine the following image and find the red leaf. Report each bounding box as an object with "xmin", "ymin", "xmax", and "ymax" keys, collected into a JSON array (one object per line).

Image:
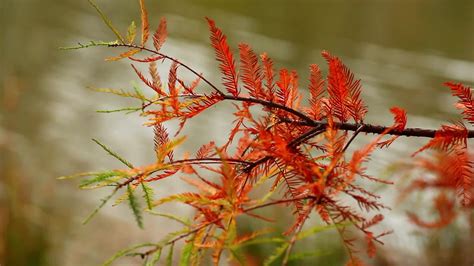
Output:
[
  {"xmin": 206, "ymin": 18, "xmax": 239, "ymax": 96},
  {"xmin": 407, "ymin": 193, "xmax": 457, "ymax": 228},
  {"xmin": 445, "ymin": 81, "xmax": 474, "ymax": 124},
  {"xmin": 377, "ymin": 106, "xmax": 407, "ymax": 148},
  {"xmin": 153, "ymin": 17, "xmax": 167, "ymax": 52},
  {"xmin": 239, "ymin": 43, "xmax": 263, "ymax": 98},
  {"xmin": 322, "ymin": 51, "xmax": 367, "ymax": 123},
  {"xmin": 260, "ymin": 52, "xmax": 275, "ymax": 101},
  {"xmin": 168, "ymin": 62, "xmax": 179, "ymax": 113},
  {"xmin": 308, "ymin": 64, "xmax": 326, "ymax": 120},
  {"xmin": 414, "ymin": 122, "xmax": 468, "ymax": 156}
]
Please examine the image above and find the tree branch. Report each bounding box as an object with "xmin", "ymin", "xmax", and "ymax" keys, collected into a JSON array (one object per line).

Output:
[{"xmin": 280, "ymin": 118, "xmax": 474, "ymax": 138}]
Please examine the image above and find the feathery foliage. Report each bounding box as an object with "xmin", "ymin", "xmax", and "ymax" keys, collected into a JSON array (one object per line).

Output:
[{"xmin": 62, "ymin": 1, "xmax": 474, "ymax": 265}]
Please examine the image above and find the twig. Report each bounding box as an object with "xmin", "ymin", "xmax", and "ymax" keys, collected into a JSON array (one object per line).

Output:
[{"xmin": 280, "ymin": 118, "xmax": 474, "ymax": 138}]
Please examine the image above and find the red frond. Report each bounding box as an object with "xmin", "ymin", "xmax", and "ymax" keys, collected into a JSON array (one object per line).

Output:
[
  {"xmin": 322, "ymin": 51, "xmax": 367, "ymax": 123},
  {"xmin": 153, "ymin": 17, "xmax": 167, "ymax": 52},
  {"xmin": 377, "ymin": 106, "xmax": 407, "ymax": 148},
  {"xmin": 154, "ymin": 123, "xmax": 173, "ymax": 161},
  {"xmin": 414, "ymin": 122, "xmax": 468, "ymax": 156},
  {"xmin": 131, "ymin": 64, "xmax": 156, "ymax": 92},
  {"xmin": 206, "ymin": 18, "xmax": 239, "ymax": 96},
  {"xmin": 361, "ymin": 214, "xmax": 384, "ymax": 230},
  {"xmin": 185, "ymin": 92, "xmax": 223, "ymax": 118},
  {"xmin": 196, "ymin": 141, "xmax": 216, "ymax": 159},
  {"xmin": 168, "ymin": 62, "xmax": 180, "ymax": 113},
  {"xmin": 260, "ymin": 52, "xmax": 275, "ymax": 101},
  {"xmin": 407, "ymin": 193, "xmax": 457, "ymax": 228},
  {"xmin": 445, "ymin": 81, "xmax": 474, "ymax": 124},
  {"xmin": 450, "ymin": 150, "xmax": 473, "ymax": 207},
  {"xmin": 149, "ymin": 62, "xmax": 165, "ymax": 95},
  {"xmin": 239, "ymin": 43, "xmax": 263, "ymax": 98},
  {"xmin": 308, "ymin": 64, "xmax": 326, "ymax": 120},
  {"xmin": 129, "ymin": 54, "xmax": 164, "ymax": 63},
  {"xmin": 276, "ymin": 69, "xmax": 292, "ymax": 106},
  {"xmin": 177, "ymin": 76, "xmax": 200, "ymax": 95}
]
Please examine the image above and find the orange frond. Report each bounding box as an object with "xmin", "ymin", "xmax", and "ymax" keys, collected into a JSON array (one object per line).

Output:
[
  {"xmin": 206, "ymin": 18, "xmax": 239, "ymax": 96},
  {"xmin": 138, "ymin": 0, "xmax": 149, "ymax": 46},
  {"xmin": 260, "ymin": 52, "xmax": 275, "ymax": 101},
  {"xmin": 377, "ymin": 106, "xmax": 407, "ymax": 148},
  {"xmin": 149, "ymin": 62, "xmax": 165, "ymax": 95},
  {"xmin": 196, "ymin": 141, "xmax": 216, "ymax": 159},
  {"xmin": 407, "ymin": 193, "xmax": 457, "ymax": 228},
  {"xmin": 185, "ymin": 92, "xmax": 223, "ymax": 118},
  {"xmin": 239, "ymin": 43, "xmax": 263, "ymax": 98},
  {"xmin": 308, "ymin": 64, "xmax": 326, "ymax": 120},
  {"xmin": 168, "ymin": 62, "xmax": 180, "ymax": 113},
  {"xmin": 105, "ymin": 48, "xmax": 140, "ymax": 61},
  {"xmin": 153, "ymin": 123, "xmax": 173, "ymax": 161},
  {"xmin": 276, "ymin": 69, "xmax": 292, "ymax": 107},
  {"xmin": 414, "ymin": 122, "xmax": 468, "ymax": 156},
  {"xmin": 153, "ymin": 17, "xmax": 167, "ymax": 52},
  {"xmin": 446, "ymin": 81, "xmax": 474, "ymax": 124},
  {"xmin": 322, "ymin": 51, "xmax": 367, "ymax": 123}
]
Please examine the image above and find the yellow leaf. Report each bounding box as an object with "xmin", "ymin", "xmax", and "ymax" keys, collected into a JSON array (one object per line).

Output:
[
  {"xmin": 126, "ymin": 21, "xmax": 137, "ymax": 44},
  {"xmin": 138, "ymin": 0, "xmax": 149, "ymax": 46},
  {"xmin": 105, "ymin": 49, "xmax": 141, "ymax": 61}
]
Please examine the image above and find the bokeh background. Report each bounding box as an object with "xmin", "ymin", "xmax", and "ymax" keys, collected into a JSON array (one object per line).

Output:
[{"xmin": 1, "ymin": 0, "xmax": 473, "ymax": 265}]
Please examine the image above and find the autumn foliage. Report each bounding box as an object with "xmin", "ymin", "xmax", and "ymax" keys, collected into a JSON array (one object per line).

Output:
[{"xmin": 62, "ymin": 1, "xmax": 474, "ymax": 265}]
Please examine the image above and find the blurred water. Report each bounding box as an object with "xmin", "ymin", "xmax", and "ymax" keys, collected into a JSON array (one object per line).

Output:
[{"xmin": 1, "ymin": 0, "xmax": 473, "ymax": 265}]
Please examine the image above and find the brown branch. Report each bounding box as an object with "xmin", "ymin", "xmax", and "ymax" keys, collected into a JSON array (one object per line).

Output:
[
  {"xmin": 281, "ymin": 118, "xmax": 474, "ymax": 138},
  {"xmin": 222, "ymin": 95, "xmax": 316, "ymax": 125}
]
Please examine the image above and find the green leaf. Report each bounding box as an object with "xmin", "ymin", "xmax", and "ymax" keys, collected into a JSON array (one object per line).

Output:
[
  {"xmin": 79, "ymin": 171, "xmax": 125, "ymax": 189},
  {"xmin": 96, "ymin": 107, "xmax": 142, "ymax": 114},
  {"xmin": 133, "ymin": 83, "xmax": 147, "ymax": 102},
  {"xmin": 91, "ymin": 87, "xmax": 149, "ymax": 101},
  {"xmin": 92, "ymin": 138, "xmax": 134, "ymax": 169},
  {"xmin": 59, "ymin": 40, "xmax": 118, "ymax": 50},
  {"xmin": 87, "ymin": 0, "xmax": 125, "ymax": 44},
  {"xmin": 263, "ymin": 242, "xmax": 289, "ymax": 266},
  {"xmin": 166, "ymin": 243, "xmax": 174, "ymax": 266},
  {"xmin": 127, "ymin": 21, "xmax": 137, "ymax": 44},
  {"xmin": 128, "ymin": 184, "xmax": 144, "ymax": 229},
  {"xmin": 102, "ymin": 243, "xmax": 156, "ymax": 266},
  {"xmin": 145, "ymin": 248, "xmax": 162, "ymax": 266},
  {"xmin": 179, "ymin": 241, "xmax": 193, "ymax": 266},
  {"xmin": 83, "ymin": 189, "xmax": 118, "ymax": 225},
  {"xmin": 57, "ymin": 171, "xmax": 97, "ymax": 180},
  {"xmin": 141, "ymin": 183, "xmax": 154, "ymax": 210}
]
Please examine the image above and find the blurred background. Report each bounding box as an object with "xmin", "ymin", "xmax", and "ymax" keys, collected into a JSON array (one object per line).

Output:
[{"xmin": 1, "ymin": 0, "xmax": 473, "ymax": 265}]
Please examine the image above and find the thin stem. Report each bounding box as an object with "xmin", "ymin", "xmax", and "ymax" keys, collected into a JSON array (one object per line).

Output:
[
  {"xmin": 117, "ymin": 157, "xmax": 251, "ymax": 188},
  {"xmin": 223, "ymin": 95, "xmax": 316, "ymax": 125},
  {"xmin": 110, "ymin": 43, "xmax": 225, "ymax": 96},
  {"xmin": 342, "ymin": 124, "xmax": 365, "ymax": 152},
  {"xmin": 243, "ymin": 195, "xmax": 315, "ymax": 213}
]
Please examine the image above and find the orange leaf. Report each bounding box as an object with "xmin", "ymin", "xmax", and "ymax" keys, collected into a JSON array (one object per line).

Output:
[
  {"xmin": 138, "ymin": 0, "xmax": 149, "ymax": 46},
  {"xmin": 206, "ymin": 18, "xmax": 239, "ymax": 96},
  {"xmin": 153, "ymin": 17, "xmax": 167, "ymax": 52}
]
